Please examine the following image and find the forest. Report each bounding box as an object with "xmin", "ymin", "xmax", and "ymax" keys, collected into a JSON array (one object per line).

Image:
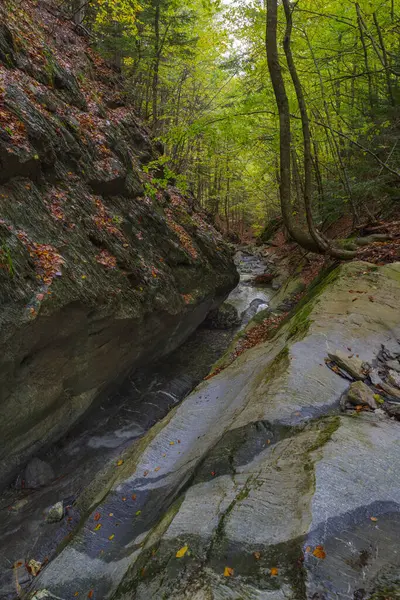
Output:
[
  {"xmin": 68, "ymin": 0, "xmax": 400, "ymax": 249},
  {"xmin": 1, "ymin": 1, "xmax": 400, "ymax": 598}
]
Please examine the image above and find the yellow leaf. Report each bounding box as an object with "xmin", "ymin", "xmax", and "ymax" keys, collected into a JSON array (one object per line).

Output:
[
  {"xmin": 94, "ymin": 524, "xmax": 102, "ymax": 531},
  {"xmin": 109, "ymin": 534, "xmax": 115, "ymax": 540},
  {"xmin": 270, "ymin": 567, "xmax": 278, "ymax": 577},
  {"xmin": 176, "ymin": 545, "xmax": 188, "ymax": 558},
  {"xmin": 154, "ymin": 466, "xmax": 160, "ymax": 472},
  {"xmin": 169, "ymin": 441, "xmax": 175, "ymax": 446},
  {"xmin": 224, "ymin": 566, "xmax": 234, "ymax": 577},
  {"xmin": 117, "ymin": 459, "xmax": 124, "ymax": 466}
]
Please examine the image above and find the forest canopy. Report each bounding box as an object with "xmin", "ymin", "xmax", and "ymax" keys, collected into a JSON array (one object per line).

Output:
[{"xmin": 67, "ymin": 0, "xmax": 400, "ymax": 246}]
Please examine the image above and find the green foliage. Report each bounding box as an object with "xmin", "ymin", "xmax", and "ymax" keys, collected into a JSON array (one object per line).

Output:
[{"xmin": 85, "ymin": 0, "xmax": 400, "ymax": 236}]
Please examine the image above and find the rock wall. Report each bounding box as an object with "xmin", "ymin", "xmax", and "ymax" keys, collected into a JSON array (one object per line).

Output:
[{"xmin": 0, "ymin": 2, "xmax": 238, "ymax": 486}]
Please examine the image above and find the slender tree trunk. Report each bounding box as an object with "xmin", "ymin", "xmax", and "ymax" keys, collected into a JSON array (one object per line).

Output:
[
  {"xmin": 373, "ymin": 12, "xmax": 394, "ymax": 105},
  {"xmin": 356, "ymin": 3, "xmax": 374, "ymax": 110},
  {"xmin": 152, "ymin": 0, "xmax": 161, "ymax": 129},
  {"xmin": 282, "ymin": 0, "xmax": 329, "ymax": 253}
]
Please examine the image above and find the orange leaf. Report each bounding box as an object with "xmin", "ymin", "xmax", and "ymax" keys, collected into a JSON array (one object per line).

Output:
[
  {"xmin": 313, "ymin": 545, "xmax": 326, "ymax": 560},
  {"xmin": 224, "ymin": 566, "xmax": 234, "ymax": 577},
  {"xmin": 154, "ymin": 466, "xmax": 160, "ymax": 472},
  {"xmin": 370, "ymin": 516, "xmax": 378, "ymax": 522},
  {"xmin": 74, "ymin": 593, "xmax": 79, "ymax": 597},
  {"xmin": 253, "ymin": 551, "xmax": 261, "ymax": 560},
  {"xmin": 131, "ymin": 494, "xmax": 137, "ymax": 501},
  {"xmin": 94, "ymin": 513, "xmax": 101, "ymax": 521},
  {"xmin": 88, "ymin": 591, "xmax": 94, "ymax": 599},
  {"xmin": 270, "ymin": 567, "xmax": 278, "ymax": 577}
]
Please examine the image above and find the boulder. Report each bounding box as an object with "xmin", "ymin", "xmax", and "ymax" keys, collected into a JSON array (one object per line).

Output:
[
  {"xmin": 203, "ymin": 302, "xmax": 240, "ymax": 330},
  {"xmin": 24, "ymin": 458, "xmax": 54, "ymax": 489},
  {"xmin": 343, "ymin": 380, "xmax": 378, "ymax": 410}
]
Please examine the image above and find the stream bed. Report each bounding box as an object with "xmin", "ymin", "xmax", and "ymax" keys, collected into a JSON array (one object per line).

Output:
[{"xmin": 0, "ymin": 250, "xmax": 272, "ymax": 599}]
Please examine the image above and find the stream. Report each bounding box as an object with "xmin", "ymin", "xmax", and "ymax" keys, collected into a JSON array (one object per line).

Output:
[{"xmin": 0, "ymin": 250, "xmax": 272, "ymax": 599}]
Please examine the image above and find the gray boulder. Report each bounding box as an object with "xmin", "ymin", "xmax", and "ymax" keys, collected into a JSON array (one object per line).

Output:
[
  {"xmin": 204, "ymin": 302, "xmax": 241, "ymax": 330},
  {"xmin": 344, "ymin": 380, "xmax": 378, "ymax": 410}
]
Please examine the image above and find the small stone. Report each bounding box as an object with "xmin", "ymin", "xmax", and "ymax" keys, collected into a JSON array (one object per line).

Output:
[
  {"xmin": 46, "ymin": 501, "xmax": 64, "ymax": 523},
  {"xmin": 386, "ymin": 359, "xmax": 400, "ymax": 373},
  {"xmin": 369, "ymin": 367, "xmax": 383, "ymax": 386},
  {"xmin": 328, "ymin": 350, "xmax": 366, "ymax": 380},
  {"xmin": 380, "ymin": 381, "xmax": 400, "ymax": 400},
  {"xmin": 385, "ymin": 403, "xmax": 400, "ymax": 420},
  {"xmin": 346, "ymin": 381, "xmax": 378, "ymax": 410},
  {"xmin": 388, "ymin": 370, "xmax": 400, "ymax": 389},
  {"xmin": 24, "ymin": 458, "xmax": 54, "ymax": 489}
]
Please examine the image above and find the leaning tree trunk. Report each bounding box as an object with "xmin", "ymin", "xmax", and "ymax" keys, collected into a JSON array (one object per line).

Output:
[{"xmin": 266, "ymin": 0, "xmax": 356, "ymax": 259}]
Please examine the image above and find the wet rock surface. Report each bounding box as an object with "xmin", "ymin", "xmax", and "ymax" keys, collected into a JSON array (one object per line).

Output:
[{"xmin": 9, "ymin": 260, "xmax": 398, "ymax": 600}]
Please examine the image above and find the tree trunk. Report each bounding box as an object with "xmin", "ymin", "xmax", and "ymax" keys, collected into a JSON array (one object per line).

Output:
[{"xmin": 152, "ymin": 0, "xmax": 161, "ymax": 129}]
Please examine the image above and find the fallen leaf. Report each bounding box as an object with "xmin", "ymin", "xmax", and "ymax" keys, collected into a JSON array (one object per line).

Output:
[
  {"xmin": 176, "ymin": 545, "xmax": 189, "ymax": 558},
  {"xmin": 169, "ymin": 441, "xmax": 175, "ymax": 446},
  {"xmin": 313, "ymin": 545, "xmax": 326, "ymax": 559},
  {"xmin": 355, "ymin": 405, "xmax": 363, "ymax": 412},
  {"xmin": 154, "ymin": 467, "xmax": 160, "ymax": 472},
  {"xmin": 136, "ymin": 510, "xmax": 141, "ymax": 516},
  {"xmin": 109, "ymin": 513, "xmax": 114, "ymax": 517},
  {"xmin": 305, "ymin": 546, "xmax": 311, "ymax": 553},
  {"xmin": 27, "ymin": 559, "xmax": 42, "ymax": 576},
  {"xmin": 94, "ymin": 524, "xmax": 102, "ymax": 531},
  {"xmin": 109, "ymin": 534, "xmax": 115, "ymax": 540},
  {"xmin": 143, "ymin": 470, "xmax": 149, "ymax": 477},
  {"xmin": 177, "ymin": 440, "xmax": 181, "ymax": 443},
  {"xmin": 211, "ymin": 471, "xmax": 216, "ymax": 476},
  {"xmin": 117, "ymin": 460, "xmax": 124, "ymax": 466},
  {"xmin": 88, "ymin": 591, "xmax": 94, "ymax": 599},
  {"xmin": 370, "ymin": 516, "xmax": 378, "ymax": 522},
  {"xmin": 94, "ymin": 513, "xmax": 101, "ymax": 521},
  {"xmin": 253, "ymin": 551, "xmax": 261, "ymax": 560},
  {"xmin": 74, "ymin": 593, "xmax": 79, "ymax": 597},
  {"xmin": 267, "ymin": 439, "xmax": 271, "ymax": 445},
  {"xmin": 131, "ymin": 494, "xmax": 137, "ymax": 501},
  {"xmin": 224, "ymin": 566, "xmax": 234, "ymax": 577},
  {"xmin": 122, "ymin": 497, "xmax": 127, "ymax": 502},
  {"xmin": 270, "ymin": 567, "xmax": 278, "ymax": 577}
]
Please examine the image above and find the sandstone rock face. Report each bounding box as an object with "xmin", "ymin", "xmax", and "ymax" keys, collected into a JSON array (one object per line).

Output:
[
  {"xmin": 30, "ymin": 262, "xmax": 400, "ymax": 599},
  {"xmin": 0, "ymin": 3, "xmax": 238, "ymax": 486}
]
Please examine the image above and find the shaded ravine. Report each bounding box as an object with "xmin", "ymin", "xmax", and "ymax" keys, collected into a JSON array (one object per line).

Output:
[{"xmin": 0, "ymin": 250, "xmax": 273, "ymax": 599}]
